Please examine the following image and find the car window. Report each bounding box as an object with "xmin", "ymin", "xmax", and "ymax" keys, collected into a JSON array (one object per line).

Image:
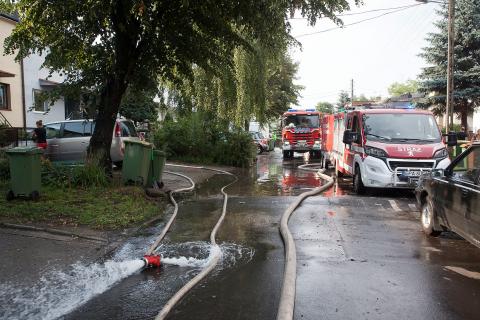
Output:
[
  {"xmin": 45, "ymin": 123, "xmax": 61, "ymax": 139},
  {"xmin": 452, "ymin": 147, "xmax": 480, "ymax": 184},
  {"xmin": 83, "ymin": 121, "xmax": 94, "ymax": 136},
  {"xmin": 121, "ymin": 121, "xmax": 137, "ymax": 137},
  {"xmin": 63, "ymin": 122, "xmax": 85, "ymax": 138}
]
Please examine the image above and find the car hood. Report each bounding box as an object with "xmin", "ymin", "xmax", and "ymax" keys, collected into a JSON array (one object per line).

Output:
[{"xmin": 367, "ymin": 141, "xmax": 444, "ymax": 159}]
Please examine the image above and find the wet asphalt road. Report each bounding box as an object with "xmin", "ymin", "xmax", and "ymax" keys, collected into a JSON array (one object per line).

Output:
[{"xmin": 66, "ymin": 150, "xmax": 480, "ymax": 320}]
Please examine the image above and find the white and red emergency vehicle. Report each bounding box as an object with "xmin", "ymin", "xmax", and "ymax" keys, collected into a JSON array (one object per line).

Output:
[
  {"xmin": 281, "ymin": 109, "xmax": 322, "ymax": 159},
  {"xmin": 325, "ymin": 106, "xmax": 455, "ymax": 193}
]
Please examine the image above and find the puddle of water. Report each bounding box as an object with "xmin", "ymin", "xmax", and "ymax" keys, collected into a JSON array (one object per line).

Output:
[{"xmin": 1, "ymin": 237, "xmax": 254, "ymax": 320}]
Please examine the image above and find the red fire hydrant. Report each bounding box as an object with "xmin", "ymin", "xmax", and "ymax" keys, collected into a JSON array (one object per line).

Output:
[{"xmin": 142, "ymin": 255, "xmax": 161, "ymax": 268}]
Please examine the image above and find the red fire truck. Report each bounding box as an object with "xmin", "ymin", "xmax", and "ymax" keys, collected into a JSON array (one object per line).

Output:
[
  {"xmin": 324, "ymin": 106, "xmax": 456, "ymax": 194},
  {"xmin": 281, "ymin": 109, "xmax": 322, "ymax": 159}
]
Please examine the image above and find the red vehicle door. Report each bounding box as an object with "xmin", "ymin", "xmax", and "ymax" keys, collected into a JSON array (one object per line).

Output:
[{"xmin": 344, "ymin": 113, "xmax": 361, "ymax": 174}]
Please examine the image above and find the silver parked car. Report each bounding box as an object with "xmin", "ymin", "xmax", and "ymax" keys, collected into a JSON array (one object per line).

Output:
[{"xmin": 40, "ymin": 119, "xmax": 140, "ymax": 166}]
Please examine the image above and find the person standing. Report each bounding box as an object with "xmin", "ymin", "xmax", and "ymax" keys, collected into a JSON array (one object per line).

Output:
[
  {"xmin": 457, "ymin": 126, "xmax": 467, "ymax": 140},
  {"xmin": 474, "ymin": 129, "xmax": 480, "ymax": 142},
  {"xmin": 32, "ymin": 120, "xmax": 47, "ymax": 150}
]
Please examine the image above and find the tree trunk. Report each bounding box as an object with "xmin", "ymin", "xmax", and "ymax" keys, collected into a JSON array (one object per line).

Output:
[
  {"xmin": 88, "ymin": 77, "xmax": 128, "ymax": 173},
  {"xmin": 461, "ymin": 110, "xmax": 468, "ymax": 132}
]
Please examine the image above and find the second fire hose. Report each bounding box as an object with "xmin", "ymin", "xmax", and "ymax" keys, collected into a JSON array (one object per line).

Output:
[{"xmin": 277, "ymin": 164, "xmax": 335, "ymax": 320}]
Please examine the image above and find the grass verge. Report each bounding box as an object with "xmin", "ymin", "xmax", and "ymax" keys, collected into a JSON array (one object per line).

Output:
[{"xmin": 0, "ymin": 181, "xmax": 164, "ymax": 230}]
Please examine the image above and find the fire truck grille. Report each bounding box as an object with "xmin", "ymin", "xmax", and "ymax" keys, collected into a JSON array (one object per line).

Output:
[
  {"xmin": 388, "ymin": 161, "xmax": 435, "ymax": 171},
  {"xmin": 292, "ymin": 133, "xmax": 313, "ymax": 142}
]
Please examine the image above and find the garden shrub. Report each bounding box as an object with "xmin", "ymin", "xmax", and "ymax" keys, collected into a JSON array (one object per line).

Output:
[
  {"xmin": 41, "ymin": 160, "xmax": 109, "ymax": 189},
  {"xmin": 154, "ymin": 113, "xmax": 255, "ymax": 167}
]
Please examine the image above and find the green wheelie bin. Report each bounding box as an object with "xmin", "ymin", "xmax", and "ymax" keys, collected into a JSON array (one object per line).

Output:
[
  {"xmin": 147, "ymin": 150, "xmax": 166, "ymax": 188},
  {"xmin": 122, "ymin": 140, "xmax": 152, "ymax": 186},
  {"xmin": 5, "ymin": 147, "xmax": 42, "ymax": 200}
]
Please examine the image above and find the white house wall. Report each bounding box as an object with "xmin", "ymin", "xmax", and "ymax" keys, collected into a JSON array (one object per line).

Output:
[
  {"xmin": 0, "ymin": 16, "xmax": 24, "ymax": 127},
  {"xmin": 473, "ymin": 109, "xmax": 480, "ymax": 132},
  {"xmin": 23, "ymin": 53, "xmax": 65, "ymax": 127}
]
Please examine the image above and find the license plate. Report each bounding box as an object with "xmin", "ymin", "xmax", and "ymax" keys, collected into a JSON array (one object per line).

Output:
[{"xmin": 408, "ymin": 171, "xmax": 423, "ymax": 177}]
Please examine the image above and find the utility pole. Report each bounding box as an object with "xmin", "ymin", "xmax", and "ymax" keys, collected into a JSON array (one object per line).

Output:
[
  {"xmin": 351, "ymin": 79, "xmax": 354, "ymax": 107},
  {"xmin": 446, "ymin": 0, "xmax": 455, "ymax": 131}
]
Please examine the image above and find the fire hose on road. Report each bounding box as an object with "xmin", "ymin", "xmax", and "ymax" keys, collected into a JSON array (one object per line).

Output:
[
  {"xmin": 277, "ymin": 164, "xmax": 335, "ymax": 320},
  {"xmin": 142, "ymin": 162, "xmax": 332, "ymax": 320},
  {"xmin": 142, "ymin": 163, "xmax": 237, "ymax": 320}
]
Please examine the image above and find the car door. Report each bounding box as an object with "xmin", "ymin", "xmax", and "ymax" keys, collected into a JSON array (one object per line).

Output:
[
  {"xmin": 462, "ymin": 147, "xmax": 480, "ymax": 245},
  {"xmin": 443, "ymin": 147, "xmax": 480, "ymax": 239},
  {"xmin": 44, "ymin": 123, "xmax": 62, "ymax": 161},
  {"xmin": 344, "ymin": 114, "xmax": 359, "ymax": 174},
  {"xmin": 57, "ymin": 121, "xmax": 89, "ymax": 162}
]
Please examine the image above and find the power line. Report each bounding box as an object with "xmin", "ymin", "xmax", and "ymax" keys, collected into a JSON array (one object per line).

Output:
[
  {"xmin": 294, "ymin": 4, "xmax": 423, "ymax": 39},
  {"xmin": 290, "ymin": 4, "xmax": 424, "ymax": 19}
]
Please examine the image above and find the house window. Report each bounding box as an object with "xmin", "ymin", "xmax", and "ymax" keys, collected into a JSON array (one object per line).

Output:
[
  {"xmin": 33, "ymin": 89, "xmax": 48, "ymax": 112},
  {"xmin": 0, "ymin": 83, "xmax": 10, "ymax": 110}
]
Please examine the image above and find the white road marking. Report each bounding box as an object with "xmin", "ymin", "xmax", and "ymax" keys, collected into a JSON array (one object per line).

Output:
[
  {"xmin": 388, "ymin": 200, "xmax": 402, "ymax": 212},
  {"xmin": 408, "ymin": 204, "xmax": 418, "ymax": 211},
  {"xmin": 445, "ymin": 266, "xmax": 480, "ymax": 280}
]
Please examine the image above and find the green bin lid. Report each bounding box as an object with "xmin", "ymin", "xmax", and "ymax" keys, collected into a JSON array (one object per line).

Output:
[
  {"xmin": 153, "ymin": 150, "xmax": 166, "ymax": 156},
  {"xmin": 5, "ymin": 146, "xmax": 43, "ymax": 154},
  {"xmin": 123, "ymin": 139, "xmax": 152, "ymax": 147}
]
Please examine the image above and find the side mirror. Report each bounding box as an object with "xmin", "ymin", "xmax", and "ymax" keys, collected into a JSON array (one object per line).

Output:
[
  {"xmin": 343, "ymin": 130, "xmax": 358, "ymax": 145},
  {"xmin": 444, "ymin": 131, "xmax": 458, "ymax": 147}
]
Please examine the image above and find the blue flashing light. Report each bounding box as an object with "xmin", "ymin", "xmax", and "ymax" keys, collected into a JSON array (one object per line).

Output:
[
  {"xmin": 305, "ymin": 109, "xmax": 316, "ymax": 112},
  {"xmin": 288, "ymin": 109, "xmax": 298, "ymax": 112}
]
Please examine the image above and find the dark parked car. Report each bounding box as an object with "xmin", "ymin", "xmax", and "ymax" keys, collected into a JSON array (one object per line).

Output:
[{"xmin": 416, "ymin": 142, "xmax": 480, "ymax": 248}]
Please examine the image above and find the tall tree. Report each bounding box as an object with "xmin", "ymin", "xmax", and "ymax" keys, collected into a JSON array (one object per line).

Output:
[
  {"xmin": 3, "ymin": 0, "xmax": 359, "ymax": 170},
  {"xmin": 338, "ymin": 90, "xmax": 350, "ymax": 107},
  {"xmin": 418, "ymin": 0, "xmax": 480, "ymax": 129},
  {"xmin": 315, "ymin": 102, "xmax": 334, "ymax": 114},
  {"xmin": 388, "ymin": 80, "xmax": 419, "ymax": 97},
  {"xmin": 119, "ymin": 88, "xmax": 159, "ymax": 124}
]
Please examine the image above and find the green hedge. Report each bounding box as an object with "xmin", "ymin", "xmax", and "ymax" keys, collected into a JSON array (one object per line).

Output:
[{"xmin": 153, "ymin": 113, "xmax": 254, "ymax": 167}]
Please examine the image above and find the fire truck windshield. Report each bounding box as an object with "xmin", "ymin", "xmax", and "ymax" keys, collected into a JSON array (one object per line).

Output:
[
  {"xmin": 284, "ymin": 115, "xmax": 319, "ymax": 128},
  {"xmin": 363, "ymin": 113, "xmax": 442, "ymax": 143}
]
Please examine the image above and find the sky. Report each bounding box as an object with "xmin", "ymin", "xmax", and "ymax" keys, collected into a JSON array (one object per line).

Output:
[{"xmin": 289, "ymin": 0, "xmax": 442, "ymax": 107}]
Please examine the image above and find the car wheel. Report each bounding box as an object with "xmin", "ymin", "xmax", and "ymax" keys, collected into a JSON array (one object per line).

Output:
[
  {"xmin": 282, "ymin": 150, "xmax": 289, "ymax": 159},
  {"xmin": 421, "ymin": 197, "xmax": 442, "ymax": 236},
  {"xmin": 30, "ymin": 190, "xmax": 40, "ymax": 201},
  {"xmin": 334, "ymin": 160, "xmax": 344, "ymax": 177},
  {"xmin": 353, "ymin": 165, "xmax": 366, "ymax": 195},
  {"xmin": 113, "ymin": 161, "xmax": 123, "ymax": 169},
  {"xmin": 6, "ymin": 190, "xmax": 14, "ymax": 201},
  {"xmin": 257, "ymin": 145, "xmax": 262, "ymax": 155}
]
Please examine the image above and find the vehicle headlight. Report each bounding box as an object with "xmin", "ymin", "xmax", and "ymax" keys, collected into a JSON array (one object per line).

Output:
[
  {"xmin": 364, "ymin": 146, "xmax": 388, "ymax": 158},
  {"xmin": 284, "ymin": 141, "xmax": 290, "ymax": 145},
  {"xmin": 433, "ymin": 148, "xmax": 448, "ymax": 159},
  {"xmin": 314, "ymin": 140, "xmax": 320, "ymax": 145}
]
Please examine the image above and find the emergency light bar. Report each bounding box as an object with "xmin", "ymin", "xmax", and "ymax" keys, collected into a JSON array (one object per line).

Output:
[{"xmin": 287, "ymin": 108, "xmax": 317, "ymax": 112}]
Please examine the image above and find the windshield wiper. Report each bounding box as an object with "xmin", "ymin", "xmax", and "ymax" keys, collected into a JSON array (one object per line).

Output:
[
  {"xmin": 393, "ymin": 138, "xmax": 437, "ymax": 143},
  {"xmin": 366, "ymin": 133, "xmax": 391, "ymax": 140}
]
